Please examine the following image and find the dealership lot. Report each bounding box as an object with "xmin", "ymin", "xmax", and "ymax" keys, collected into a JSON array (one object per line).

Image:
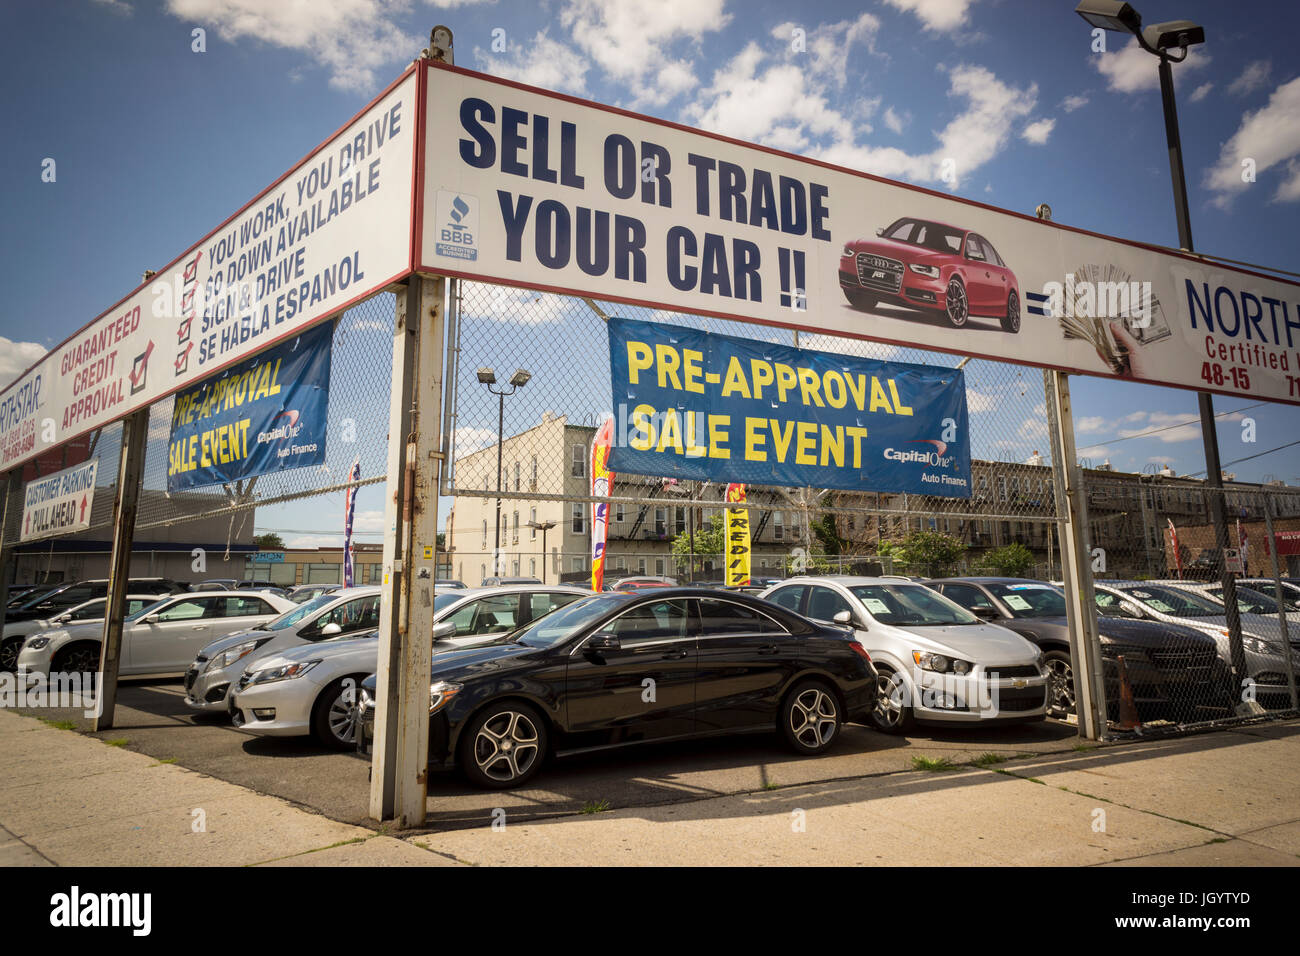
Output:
[{"xmin": 12, "ymin": 677, "xmax": 1080, "ymax": 832}]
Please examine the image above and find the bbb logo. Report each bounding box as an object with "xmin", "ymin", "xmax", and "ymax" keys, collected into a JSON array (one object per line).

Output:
[{"xmin": 435, "ymin": 191, "xmax": 478, "ymax": 261}]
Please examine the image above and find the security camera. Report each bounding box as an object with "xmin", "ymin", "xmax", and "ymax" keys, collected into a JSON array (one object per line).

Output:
[
  {"xmin": 1035, "ymin": 203, "xmax": 1053, "ymax": 222},
  {"xmin": 1142, "ymin": 20, "xmax": 1204, "ymax": 52}
]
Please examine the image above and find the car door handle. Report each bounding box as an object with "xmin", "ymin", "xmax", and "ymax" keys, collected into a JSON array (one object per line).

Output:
[
  {"xmin": 661, "ymin": 648, "xmax": 688, "ymax": 660},
  {"xmin": 758, "ymin": 644, "xmax": 779, "ymax": 655},
  {"xmin": 191, "ymin": 625, "xmax": 208, "ymax": 630}
]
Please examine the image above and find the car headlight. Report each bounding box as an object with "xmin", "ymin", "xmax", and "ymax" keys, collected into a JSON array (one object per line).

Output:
[
  {"xmin": 429, "ymin": 680, "xmax": 463, "ymax": 714},
  {"xmin": 1242, "ymin": 635, "xmax": 1282, "ymax": 655},
  {"xmin": 206, "ymin": 639, "xmax": 267, "ymax": 671},
  {"xmin": 913, "ymin": 650, "xmax": 973, "ymax": 674},
  {"xmin": 909, "ymin": 263, "xmax": 940, "ymax": 278},
  {"xmin": 26, "ymin": 637, "xmax": 50, "ymax": 650},
  {"xmin": 247, "ymin": 660, "xmax": 320, "ymax": 685}
]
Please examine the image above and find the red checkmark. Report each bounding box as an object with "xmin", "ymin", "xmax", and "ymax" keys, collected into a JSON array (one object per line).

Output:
[
  {"xmin": 129, "ymin": 341, "xmax": 154, "ymax": 388},
  {"xmin": 177, "ymin": 314, "xmax": 194, "ymax": 341},
  {"xmin": 174, "ymin": 342, "xmax": 193, "ymax": 372}
]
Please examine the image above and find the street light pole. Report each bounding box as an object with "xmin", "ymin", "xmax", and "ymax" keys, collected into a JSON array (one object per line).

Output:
[
  {"xmin": 528, "ymin": 519, "xmax": 556, "ymax": 582},
  {"xmin": 477, "ymin": 367, "xmax": 532, "ymax": 579},
  {"xmin": 1075, "ymin": 0, "xmax": 1248, "ymax": 698}
]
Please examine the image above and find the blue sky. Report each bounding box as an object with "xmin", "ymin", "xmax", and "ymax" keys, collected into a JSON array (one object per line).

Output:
[{"xmin": 2, "ymin": 0, "xmax": 1299, "ymax": 545}]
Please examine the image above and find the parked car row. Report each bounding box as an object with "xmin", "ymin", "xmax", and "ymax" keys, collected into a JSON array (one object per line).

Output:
[{"xmin": 11, "ymin": 571, "xmax": 1286, "ymax": 793}]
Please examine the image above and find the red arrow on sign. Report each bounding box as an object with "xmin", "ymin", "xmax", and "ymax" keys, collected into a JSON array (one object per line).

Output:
[{"xmin": 80, "ymin": 494, "xmax": 88, "ymax": 523}]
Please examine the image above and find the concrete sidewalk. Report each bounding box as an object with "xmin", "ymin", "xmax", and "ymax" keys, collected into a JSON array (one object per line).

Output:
[{"xmin": 2, "ymin": 708, "xmax": 1297, "ymax": 866}]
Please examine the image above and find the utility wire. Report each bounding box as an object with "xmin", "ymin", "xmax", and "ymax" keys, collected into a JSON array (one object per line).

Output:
[
  {"xmin": 1076, "ymin": 402, "xmax": 1269, "ymax": 451},
  {"xmin": 1182, "ymin": 439, "xmax": 1300, "ymax": 478}
]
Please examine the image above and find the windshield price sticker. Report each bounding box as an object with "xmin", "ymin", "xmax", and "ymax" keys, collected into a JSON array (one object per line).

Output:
[{"xmin": 1003, "ymin": 594, "xmax": 1032, "ymax": 610}]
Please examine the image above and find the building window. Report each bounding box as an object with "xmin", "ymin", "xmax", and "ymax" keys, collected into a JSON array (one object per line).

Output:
[
  {"xmin": 655, "ymin": 558, "xmax": 665, "ymax": 576},
  {"xmin": 571, "ymin": 445, "xmax": 586, "ymax": 477},
  {"xmin": 482, "ymin": 521, "xmax": 487, "ymax": 548},
  {"xmin": 638, "ymin": 557, "xmax": 647, "ymax": 574},
  {"xmin": 480, "ymin": 563, "xmax": 486, "ymax": 583},
  {"xmin": 674, "ymin": 507, "xmax": 686, "ymax": 535},
  {"xmin": 654, "ymin": 508, "xmax": 666, "ymax": 536},
  {"xmin": 530, "ymin": 507, "xmax": 537, "ymax": 538},
  {"xmin": 514, "ymin": 462, "xmax": 520, "ymax": 492},
  {"xmin": 512, "ymin": 510, "xmax": 519, "ymax": 543},
  {"xmin": 572, "ymin": 503, "xmax": 585, "ymax": 534},
  {"xmin": 615, "ymin": 503, "xmax": 625, "ymax": 523},
  {"xmin": 531, "ymin": 455, "xmax": 538, "ymax": 486},
  {"xmin": 529, "ymin": 558, "xmax": 536, "ymax": 576},
  {"xmin": 572, "ymin": 556, "xmax": 585, "ymax": 573},
  {"xmin": 774, "ymin": 511, "xmax": 784, "ymax": 540},
  {"xmin": 999, "ymin": 477, "xmax": 1008, "ymax": 502}
]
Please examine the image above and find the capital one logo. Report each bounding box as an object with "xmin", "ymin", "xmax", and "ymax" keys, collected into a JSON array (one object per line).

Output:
[{"xmin": 883, "ymin": 439, "xmax": 956, "ymax": 468}]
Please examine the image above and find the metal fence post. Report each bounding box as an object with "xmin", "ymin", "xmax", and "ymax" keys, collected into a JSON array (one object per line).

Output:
[
  {"xmin": 92, "ymin": 408, "xmax": 148, "ymax": 731},
  {"xmin": 1262, "ymin": 491, "xmax": 1298, "ymax": 712},
  {"xmin": 0, "ymin": 471, "xmax": 19, "ymax": 636},
  {"xmin": 1044, "ymin": 370, "xmax": 1108, "ymax": 739},
  {"xmin": 370, "ymin": 275, "xmax": 445, "ymax": 825}
]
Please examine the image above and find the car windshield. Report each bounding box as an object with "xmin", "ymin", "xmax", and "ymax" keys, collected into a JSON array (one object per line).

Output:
[
  {"xmin": 124, "ymin": 597, "xmax": 172, "ymax": 623},
  {"xmin": 510, "ymin": 594, "xmax": 623, "ymax": 648},
  {"xmin": 1245, "ymin": 581, "xmax": 1300, "ymax": 610},
  {"xmin": 17, "ymin": 585, "xmax": 70, "ymax": 610},
  {"xmin": 986, "ymin": 583, "xmax": 1068, "ymax": 618},
  {"xmin": 1120, "ymin": 585, "xmax": 1223, "ymax": 618},
  {"xmin": 849, "ymin": 584, "xmax": 977, "ymax": 626},
  {"xmin": 433, "ymin": 592, "xmax": 464, "ymax": 614},
  {"xmin": 887, "ymin": 218, "xmax": 965, "ymax": 253},
  {"xmin": 1208, "ymin": 585, "xmax": 1280, "ymax": 616},
  {"xmin": 260, "ymin": 593, "xmax": 339, "ymax": 630}
]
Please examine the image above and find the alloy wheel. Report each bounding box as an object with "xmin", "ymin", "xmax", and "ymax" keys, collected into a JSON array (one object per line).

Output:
[
  {"xmin": 326, "ymin": 688, "xmax": 358, "ymax": 745},
  {"xmin": 1046, "ymin": 656, "xmax": 1075, "ymax": 714},
  {"xmin": 789, "ymin": 687, "xmax": 838, "ymax": 748},
  {"xmin": 873, "ymin": 672, "xmax": 906, "ymax": 728},
  {"xmin": 1005, "ymin": 291, "xmax": 1020, "ymax": 332},
  {"xmin": 946, "ymin": 279, "xmax": 968, "ymax": 326},
  {"xmin": 0, "ymin": 639, "xmax": 19, "ymax": 672},
  {"xmin": 472, "ymin": 710, "xmax": 541, "ymax": 783}
]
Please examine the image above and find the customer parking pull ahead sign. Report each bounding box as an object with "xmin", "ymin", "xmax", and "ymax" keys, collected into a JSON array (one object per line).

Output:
[
  {"xmin": 607, "ymin": 317, "xmax": 971, "ymax": 496},
  {"xmin": 417, "ymin": 61, "xmax": 1300, "ymax": 407},
  {"xmin": 21, "ymin": 458, "xmax": 99, "ymax": 542}
]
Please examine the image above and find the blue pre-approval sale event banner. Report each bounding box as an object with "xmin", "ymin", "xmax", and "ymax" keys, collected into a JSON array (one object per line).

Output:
[
  {"xmin": 167, "ymin": 322, "xmax": 333, "ymax": 491},
  {"xmin": 607, "ymin": 317, "xmax": 971, "ymax": 497}
]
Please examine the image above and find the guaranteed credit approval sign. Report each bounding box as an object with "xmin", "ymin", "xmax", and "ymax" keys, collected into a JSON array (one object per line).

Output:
[
  {"xmin": 418, "ymin": 62, "xmax": 1300, "ymax": 407},
  {"xmin": 607, "ymin": 317, "xmax": 971, "ymax": 496},
  {"xmin": 0, "ymin": 68, "xmax": 417, "ymax": 474},
  {"xmin": 21, "ymin": 458, "xmax": 99, "ymax": 542}
]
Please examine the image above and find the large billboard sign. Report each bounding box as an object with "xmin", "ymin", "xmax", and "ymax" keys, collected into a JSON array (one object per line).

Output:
[
  {"xmin": 0, "ymin": 68, "xmax": 418, "ymax": 473},
  {"xmin": 417, "ymin": 62, "xmax": 1300, "ymax": 407},
  {"xmin": 607, "ymin": 317, "xmax": 972, "ymax": 496}
]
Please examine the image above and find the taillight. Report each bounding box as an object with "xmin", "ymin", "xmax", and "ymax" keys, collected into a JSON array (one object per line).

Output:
[{"xmin": 848, "ymin": 642, "xmax": 872, "ymax": 664}]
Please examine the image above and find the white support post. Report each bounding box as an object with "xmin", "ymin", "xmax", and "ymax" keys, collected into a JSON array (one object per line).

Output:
[
  {"xmin": 93, "ymin": 407, "xmax": 149, "ymax": 731},
  {"xmin": 370, "ymin": 276, "xmax": 445, "ymax": 825},
  {"xmin": 1045, "ymin": 370, "xmax": 1109, "ymax": 739}
]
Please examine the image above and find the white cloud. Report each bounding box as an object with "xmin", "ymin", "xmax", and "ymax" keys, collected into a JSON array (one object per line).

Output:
[
  {"xmin": 772, "ymin": 13, "xmax": 881, "ymax": 88},
  {"xmin": 454, "ymin": 427, "xmax": 499, "ymax": 455},
  {"xmin": 1228, "ymin": 60, "xmax": 1271, "ymax": 96},
  {"xmin": 1075, "ymin": 416, "xmax": 1108, "ymax": 433},
  {"xmin": 0, "ymin": 338, "xmax": 46, "ymax": 391},
  {"xmin": 285, "ymin": 534, "xmax": 342, "ymax": 549},
  {"xmin": 1021, "ymin": 117, "xmax": 1055, "ymax": 145},
  {"xmin": 1092, "ymin": 37, "xmax": 1209, "ymax": 94},
  {"xmin": 1205, "ymin": 77, "xmax": 1300, "ymax": 206},
  {"xmin": 93, "ymin": 0, "xmax": 133, "ymax": 14},
  {"xmin": 1115, "ymin": 410, "xmax": 1245, "ymax": 444},
  {"xmin": 688, "ymin": 46, "xmax": 1036, "ymax": 189},
  {"xmin": 883, "ymin": 106, "xmax": 907, "ymax": 134},
  {"xmin": 473, "ymin": 30, "xmax": 590, "ymax": 96},
  {"xmin": 1062, "ymin": 94, "xmax": 1089, "ymax": 112},
  {"xmin": 1189, "ymin": 82, "xmax": 1214, "ymax": 103},
  {"xmin": 560, "ymin": 0, "xmax": 729, "ymax": 96},
  {"xmin": 881, "ymin": 0, "xmax": 975, "ymax": 33},
  {"xmin": 164, "ymin": 0, "xmax": 439, "ymax": 93}
]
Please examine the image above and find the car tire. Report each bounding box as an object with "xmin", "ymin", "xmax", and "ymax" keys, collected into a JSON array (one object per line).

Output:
[
  {"xmin": 1001, "ymin": 290, "xmax": 1020, "ymax": 333},
  {"xmin": 51, "ymin": 642, "xmax": 101, "ymax": 688},
  {"xmin": 458, "ymin": 701, "xmax": 548, "ymax": 789},
  {"xmin": 0, "ymin": 637, "xmax": 23, "ymax": 673},
  {"xmin": 779, "ymin": 679, "xmax": 842, "ymax": 755},
  {"xmin": 870, "ymin": 667, "xmax": 915, "ymax": 734},
  {"xmin": 843, "ymin": 288, "xmax": 876, "ymax": 311},
  {"xmin": 945, "ymin": 277, "xmax": 969, "ymax": 327},
  {"xmin": 311, "ymin": 674, "xmax": 369, "ymax": 750},
  {"xmin": 1043, "ymin": 650, "xmax": 1076, "ymax": 718}
]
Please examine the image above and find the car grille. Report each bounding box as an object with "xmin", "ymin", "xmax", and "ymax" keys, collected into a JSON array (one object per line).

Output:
[
  {"xmin": 988, "ymin": 664, "xmax": 1040, "ymax": 679},
  {"xmin": 183, "ymin": 667, "xmax": 200, "ymax": 692},
  {"xmin": 997, "ymin": 689, "xmax": 1046, "ymax": 712},
  {"xmin": 855, "ymin": 252, "xmax": 904, "ymax": 293}
]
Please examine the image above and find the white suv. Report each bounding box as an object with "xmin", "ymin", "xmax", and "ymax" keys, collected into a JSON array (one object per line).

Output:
[{"xmin": 762, "ymin": 577, "xmax": 1047, "ymax": 732}]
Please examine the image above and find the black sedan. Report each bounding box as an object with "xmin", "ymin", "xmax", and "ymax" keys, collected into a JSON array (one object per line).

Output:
[
  {"xmin": 927, "ymin": 577, "xmax": 1233, "ymax": 723},
  {"xmin": 356, "ymin": 588, "xmax": 878, "ymax": 789}
]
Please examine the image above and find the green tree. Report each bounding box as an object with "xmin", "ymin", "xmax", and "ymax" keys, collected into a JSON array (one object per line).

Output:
[
  {"xmin": 895, "ymin": 529, "xmax": 967, "ymax": 578},
  {"xmin": 977, "ymin": 542, "xmax": 1035, "ymax": 577},
  {"xmin": 671, "ymin": 513, "xmax": 727, "ymax": 575},
  {"xmin": 254, "ymin": 532, "xmax": 285, "ymax": 550}
]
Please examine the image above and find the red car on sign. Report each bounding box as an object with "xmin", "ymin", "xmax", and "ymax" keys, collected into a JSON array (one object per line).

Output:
[{"xmin": 839, "ymin": 217, "xmax": 1021, "ymax": 332}]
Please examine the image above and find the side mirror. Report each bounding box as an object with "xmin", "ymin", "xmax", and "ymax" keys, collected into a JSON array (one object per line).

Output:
[
  {"xmin": 973, "ymin": 606, "xmax": 1001, "ymax": 621},
  {"xmin": 1121, "ymin": 602, "xmax": 1144, "ymax": 618},
  {"xmin": 587, "ymin": 631, "xmax": 620, "ymax": 653},
  {"xmin": 320, "ymin": 622, "xmax": 343, "ymax": 636},
  {"xmin": 875, "ymin": 227, "xmax": 884, "ymax": 236},
  {"xmin": 832, "ymin": 610, "xmax": 854, "ymax": 626},
  {"xmin": 432, "ymin": 621, "xmax": 456, "ymax": 641},
  {"xmin": 144, "ymin": 614, "xmax": 160, "ymax": 624}
]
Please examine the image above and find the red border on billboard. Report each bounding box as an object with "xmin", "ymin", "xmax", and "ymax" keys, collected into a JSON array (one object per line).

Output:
[
  {"xmin": 0, "ymin": 63, "xmax": 422, "ymax": 466},
  {"xmin": 413, "ymin": 59, "xmax": 1300, "ymax": 408}
]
